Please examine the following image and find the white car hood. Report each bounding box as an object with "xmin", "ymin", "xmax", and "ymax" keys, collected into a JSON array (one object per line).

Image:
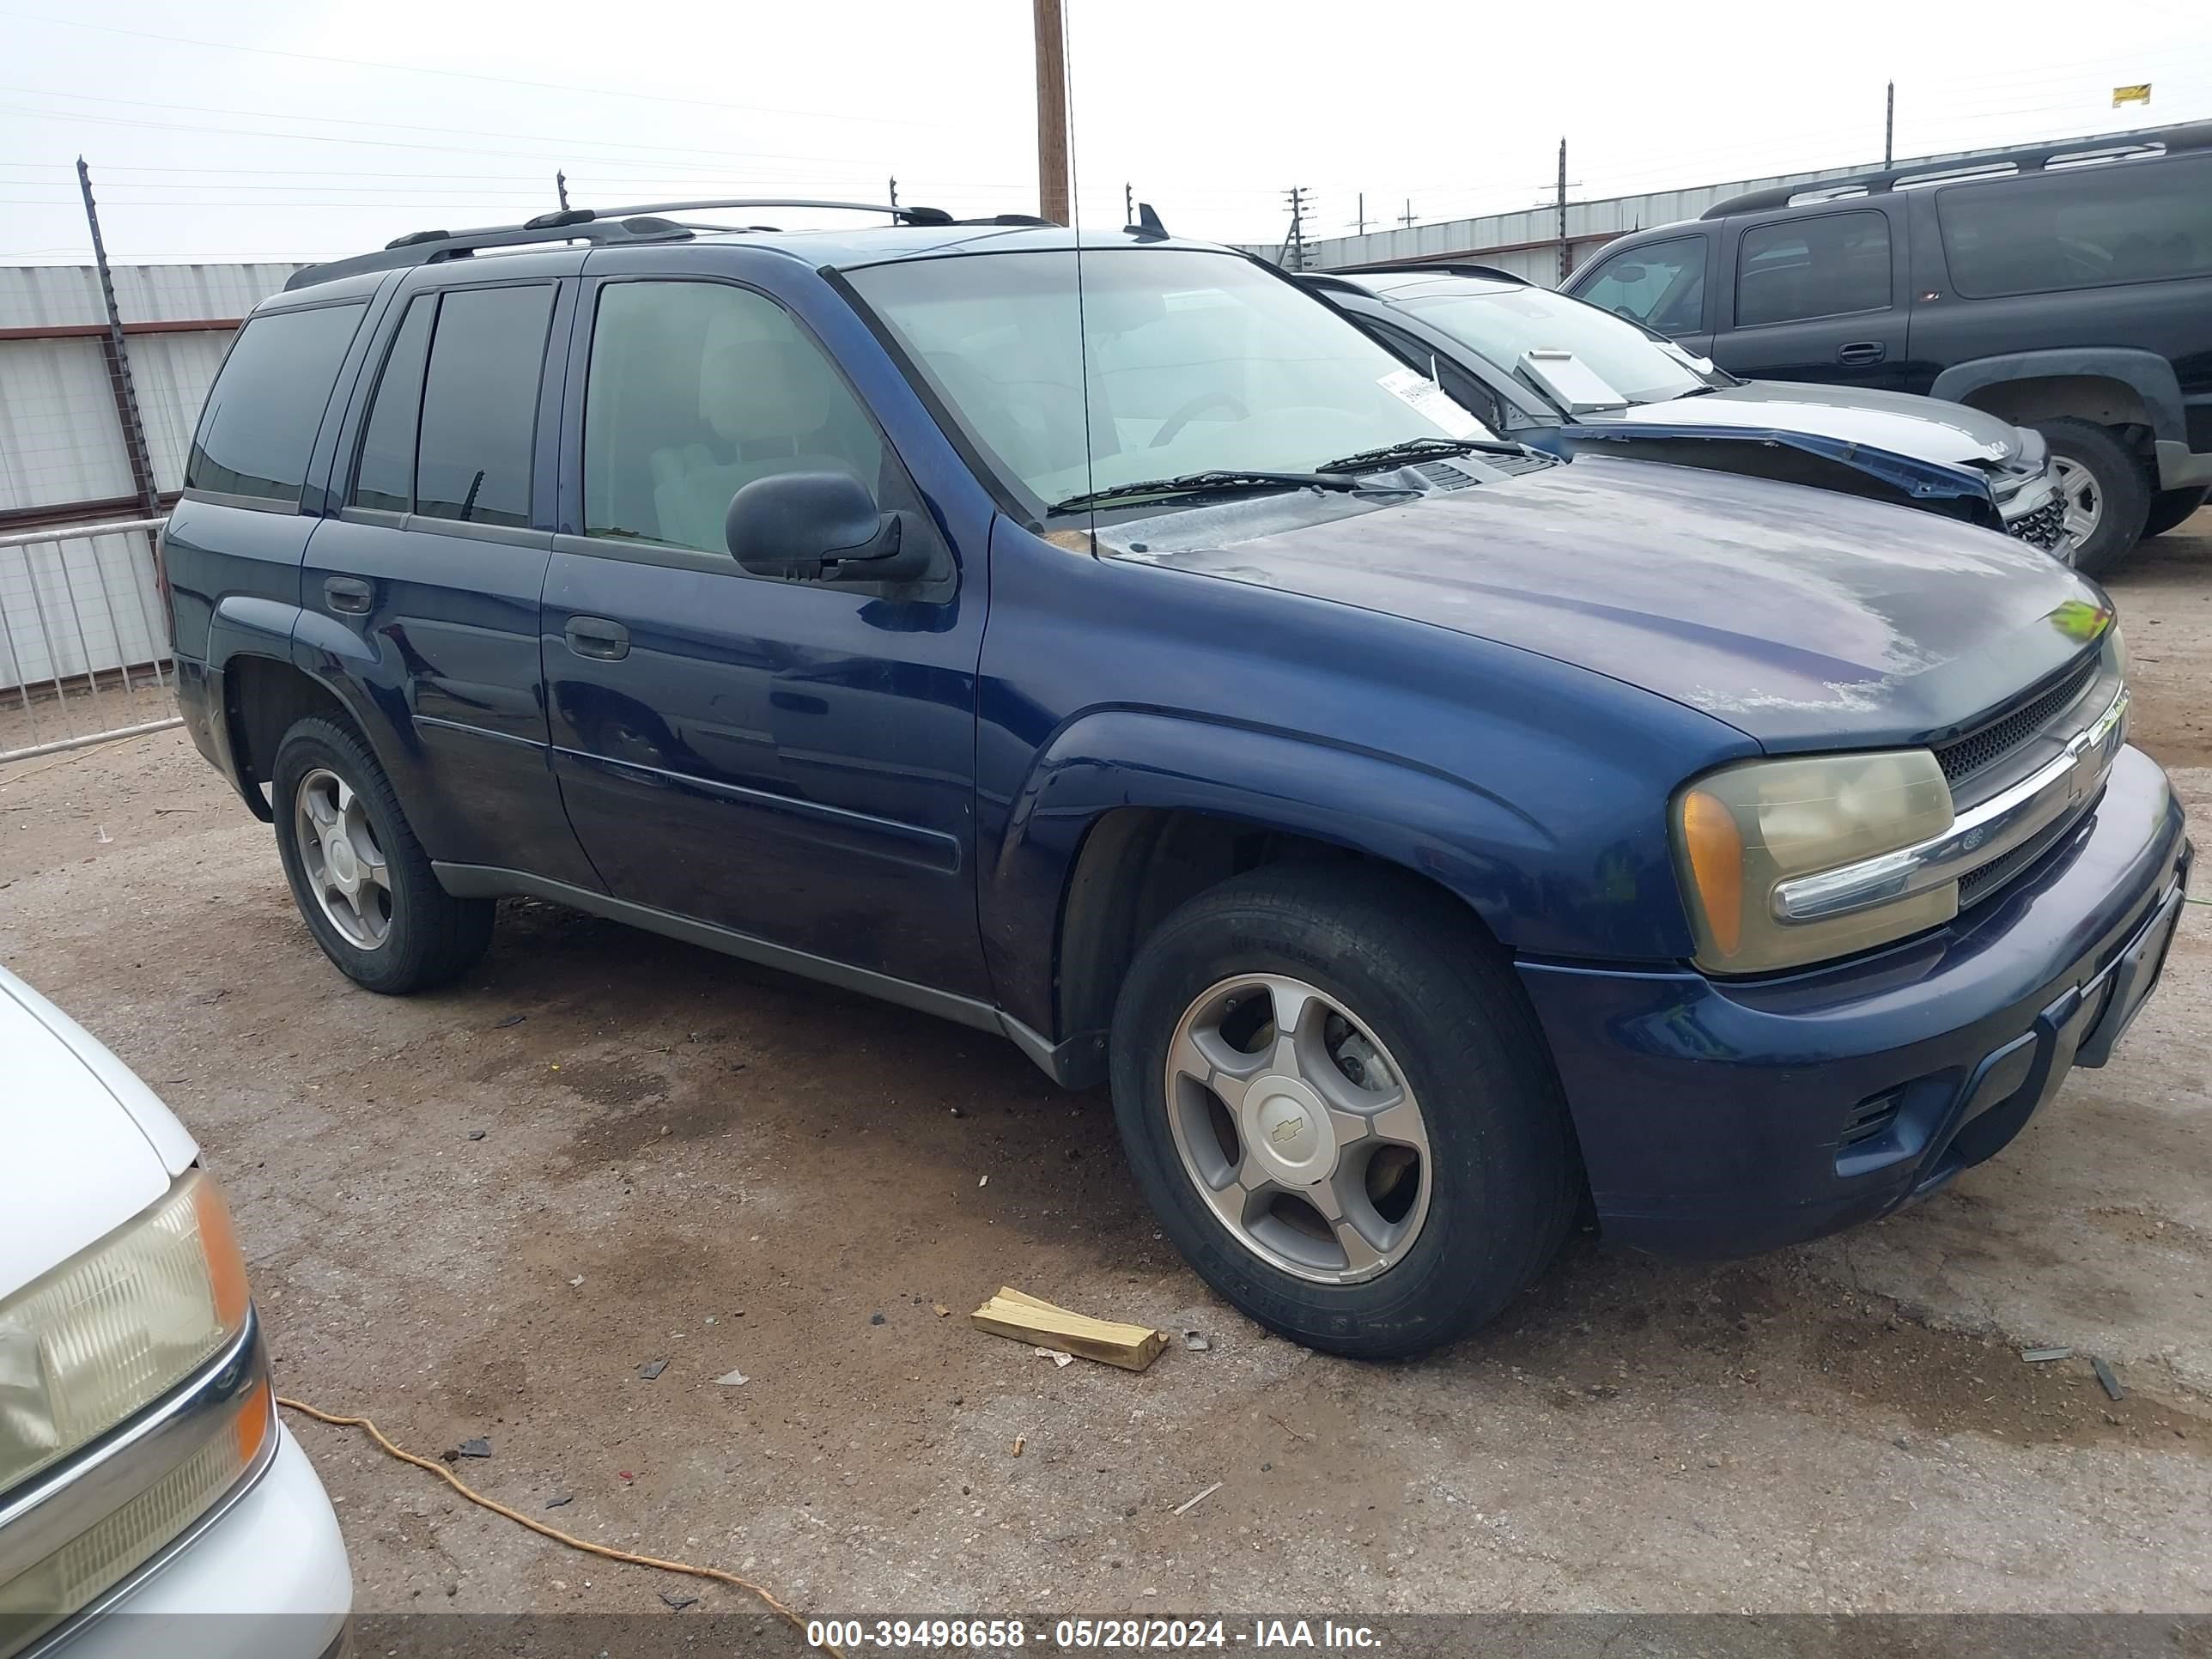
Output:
[
  {"xmin": 0, "ymin": 966, "xmax": 198, "ymax": 1294},
  {"xmin": 1590, "ymin": 379, "xmax": 2022, "ymax": 467}
]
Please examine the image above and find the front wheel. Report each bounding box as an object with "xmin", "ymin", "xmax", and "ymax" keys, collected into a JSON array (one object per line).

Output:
[
  {"xmin": 1108, "ymin": 865, "xmax": 1579, "ymax": 1359},
  {"xmin": 2038, "ymin": 419, "xmax": 2151, "ymax": 575},
  {"xmin": 270, "ymin": 717, "xmax": 494, "ymax": 994}
]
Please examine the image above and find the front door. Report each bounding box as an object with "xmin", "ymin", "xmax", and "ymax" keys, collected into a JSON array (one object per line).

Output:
[
  {"xmin": 1712, "ymin": 207, "xmax": 1911, "ymax": 391},
  {"xmin": 542, "ymin": 270, "xmax": 990, "ymax": 998},
  {"xmin": 1570, "ymin": 233, "xmax": 1716, "ymax": 358}
]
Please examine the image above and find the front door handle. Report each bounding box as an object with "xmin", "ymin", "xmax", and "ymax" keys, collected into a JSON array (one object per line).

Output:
[
  {"xmin": 323, "ymin": 576, "xmax": 372, "ymax": 616},
  {"xmin": 1837, "ymin": 341, "xmax": 1887, "ymax": 365},
  {"xmin": 564, "ymin": 616, "xmax": 630, "ymax": 660}
]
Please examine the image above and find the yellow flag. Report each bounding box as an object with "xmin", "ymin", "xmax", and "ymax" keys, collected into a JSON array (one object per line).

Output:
[{"xmin": 2112, "ymin": 83, "xmax": 2151, "ymax": 106}]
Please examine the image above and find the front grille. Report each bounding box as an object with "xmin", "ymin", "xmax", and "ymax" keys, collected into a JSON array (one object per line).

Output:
[
  {"xmin": 1933, "ymin": 656, "xmax": 2097, "ymax": 787},
  {"xmin": 2004, "ymin": 496, "xmax": 2065, "ymax": 551},
  {"xmin": 1956, "ymin": 793, "xmax": 2094, "ymax": 909}
]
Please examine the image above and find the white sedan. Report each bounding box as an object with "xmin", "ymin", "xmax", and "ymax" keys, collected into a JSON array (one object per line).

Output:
[{"xmin": 0, "ymin": 965, "xmax": 350, "ymax": 1659}]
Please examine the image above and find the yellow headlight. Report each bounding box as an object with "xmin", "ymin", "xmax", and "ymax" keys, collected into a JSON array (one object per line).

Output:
[
  {"xmin": 1673, "ymin": 749, "xmax": 1955, "ymax": 974},
  {"xmin": 0, "ymin": 1170, "xmax": 252, "ymax": 1496}
]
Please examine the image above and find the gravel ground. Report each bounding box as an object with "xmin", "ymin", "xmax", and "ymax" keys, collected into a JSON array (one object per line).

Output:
[{"xmin": 3, "ymin": 513, "xmax": 2209, "ymax": 1626}]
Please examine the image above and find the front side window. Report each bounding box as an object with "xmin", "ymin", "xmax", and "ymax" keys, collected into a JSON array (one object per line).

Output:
[
  {"xmin": 1576, "ymin": 238, "xmax": 1706, "ymax": 334},
  {"xmin": 582, "ymin": 280, "xmax": 884, "ymax": 555},
  {"xmin": 1735, "ymin": 211, "xmax": 1892, "ymax": 327},
  {"xmin": 185, "ymin": 302, "xmax": 366, "ymax": 507},
  {"xmin": 845, "ymin": 248, "xmax": 1493, "ymax": 513},
  {"xmin": 413, "ymin": 284, "xmax": 555, "ymax": 529},
  {"xmin": 1937, "ymin": 158, "xmax": 2212, "ymax": 296},
  {"xmin": 1403, "ymin": 283, "xmax": 1716, "ymax": 407}
]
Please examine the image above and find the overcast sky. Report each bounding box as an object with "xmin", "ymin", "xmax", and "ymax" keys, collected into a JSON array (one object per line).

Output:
[{"xmin": 2, "ymin": 0, "xmax": 2207, "ymax": 264}]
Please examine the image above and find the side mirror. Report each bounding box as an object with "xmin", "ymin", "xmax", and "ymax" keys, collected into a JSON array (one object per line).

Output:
[{"xmin": 724, "ymin": 471, "xmax": 927, "ymax": 583}]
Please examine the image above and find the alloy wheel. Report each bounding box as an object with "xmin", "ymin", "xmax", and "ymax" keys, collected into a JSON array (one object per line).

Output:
[
  {"xmin": 294, "ymin": 767, "xmax": 392, "ymax": 950},
  {"xmin": 2052, "ymin": 454, "xmax": 2101, "ymax": 565},
  {"xmin": 1163, "ymin": 974, "xmax": 1432, "ymax": 1284}
]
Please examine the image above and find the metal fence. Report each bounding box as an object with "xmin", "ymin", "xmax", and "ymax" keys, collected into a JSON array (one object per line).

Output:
[{"xmin": 0, "ymin": 515, "xmax": 179, "ymax": 763}]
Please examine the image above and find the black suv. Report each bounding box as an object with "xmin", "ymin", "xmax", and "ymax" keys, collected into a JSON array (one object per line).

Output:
[{"xmin": 1565, "ymin": 122, "xmax": 2212, "ymax": 571}]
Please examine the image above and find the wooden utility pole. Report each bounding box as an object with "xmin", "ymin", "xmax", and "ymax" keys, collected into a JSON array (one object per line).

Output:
[
  {"xmin": 1884, "ymin": 81, "xmax": 1895, "ymax": 167},
  {"xmin": 1350, "ymin": 191, "xmax": 1369, "ymax": 235},
  {"xmin": 1399, "ymin": 199, "xmax": 1416, "ymax": 228},
  {"xmin": 1554, "ymin": 138, "xmax": 1570, "ymax": 284},
  {"xmin": 1033, "ymin": 0, "xmax": 1071, "ymax": 224}
]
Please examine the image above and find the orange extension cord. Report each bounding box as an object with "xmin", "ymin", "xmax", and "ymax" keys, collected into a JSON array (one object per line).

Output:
[{"xmin": 277, "ymin": 1397, "xmax": 840, "ymax": 1658}]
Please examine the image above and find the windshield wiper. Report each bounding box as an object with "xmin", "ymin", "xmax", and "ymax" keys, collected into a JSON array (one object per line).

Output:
[
  {"xmin": 1048, "ymin": 470, "xmax": 1404, "ymax": 514},
  {"xmin": 1316, "ymin": 435, "xmax": 1536, "ymax": 473}
]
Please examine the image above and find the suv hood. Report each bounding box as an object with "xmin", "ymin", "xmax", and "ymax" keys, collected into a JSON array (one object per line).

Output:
[
  {"xmin": 1588, "ymin": 379, "xmax": 2024, "ymax": 468},
  {"xmin": 1113, "ymin": 455, "xmax": 2105, "ymax": 749},
  {"xmin": 0, "ymin": 966, "xmax": 198, "ymax": 1291}
]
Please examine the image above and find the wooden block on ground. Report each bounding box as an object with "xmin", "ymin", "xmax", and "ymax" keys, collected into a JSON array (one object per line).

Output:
[{"xmin": 970, "ymin": 1286, "xmax": 1169, "ymax": 1372}]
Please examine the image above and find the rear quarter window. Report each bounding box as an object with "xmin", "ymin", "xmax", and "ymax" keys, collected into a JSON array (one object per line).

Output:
[
  {"xmin": 1936, "ymin": 156, "xmax": 2212, "ymax": 297},
  {"xmin": 185, "ymin": 302, "xmax": 366, "ymax": 507}
]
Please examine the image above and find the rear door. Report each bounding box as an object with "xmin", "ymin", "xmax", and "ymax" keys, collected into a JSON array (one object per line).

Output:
[
  {"xmin": 301, "ymin": 265, "xmax": 600, "ymax": 889},
  {"xmin": 541, "ymin": 261, "xmax": 990, "ymax": 997},
  {"xmin": 1711, "ymin": 206, "xmax": 1911, "ymax": 389}
]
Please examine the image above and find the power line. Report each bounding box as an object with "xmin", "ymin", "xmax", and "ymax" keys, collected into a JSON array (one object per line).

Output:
[{"xmin": 0, "ymin": 6, "xmax": 951, "ymax": 130}]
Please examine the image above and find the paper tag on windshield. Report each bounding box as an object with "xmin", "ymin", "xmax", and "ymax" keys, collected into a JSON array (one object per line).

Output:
[{"xmin": 1377, "ymin": 368, "xmax": 1484, "ymax": 439}]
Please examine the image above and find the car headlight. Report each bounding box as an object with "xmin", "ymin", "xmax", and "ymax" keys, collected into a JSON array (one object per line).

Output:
[
  {"xmin": 0, "ymin": 1170, "xmax": 251, "ymax": 1495},
  {"xmin": 1672, "ymin": 749, "xmax": 1956, "ymax": 974}
]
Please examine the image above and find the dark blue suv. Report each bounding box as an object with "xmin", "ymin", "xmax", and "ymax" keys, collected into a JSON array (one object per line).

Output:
[{"xmin": 162, "ymin": 203, "xmax": 2191, "ymax": 1358}]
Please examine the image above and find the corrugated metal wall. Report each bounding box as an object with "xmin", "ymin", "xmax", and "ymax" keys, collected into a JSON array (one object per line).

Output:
[
  {"xmin": 1, "ymin": 262, "xmax": 301, "ymax": 691},
  {"xmin": 1243, "ymin": 125, "xmax": 2171, "ymax": 279}
]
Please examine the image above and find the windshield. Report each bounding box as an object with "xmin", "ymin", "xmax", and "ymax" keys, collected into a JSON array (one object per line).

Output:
[
  {"xmin": 1401, "ymin": 284, "xmax": 1718, "ymax": 406},
  {"xmin": 846, "ymin": 247, "xmax": 1495, "ymax": 512}
]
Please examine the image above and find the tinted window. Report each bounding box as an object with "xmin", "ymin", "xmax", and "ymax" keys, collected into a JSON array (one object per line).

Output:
[
  {"xmin": 350, "ymin": 295, "xmax": 434, "ymax": 513},
  {"xmin": 185, "ymin": 303, "xmax": 365, "ymax": 507},
  {"xmin": 1735, "ymin": 211, "xmax": 1891, "ymax": 326},
  {"xmin": 1938, "ymin": 158, "xmax": 2212, "ymax": 296},
  {"xmin": 1576, "ymin": 238, "xmax": 1706, "ymax": 333},
  {"xmin": 583, "ymin": 280, "xmax": 884, "ymax": 555},
  {"xmin": 415, "ymin": 284, "xmax": 554, "ymax": 529}
]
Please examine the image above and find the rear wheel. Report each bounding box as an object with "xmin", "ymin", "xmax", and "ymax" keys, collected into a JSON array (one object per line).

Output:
[
  {"xmin": 270, "ymin": 717, "xmax": 493, "ymax": 994},
  {"xmin": 2038, "ymin": 419, "xmax": 2151, "ymax": 575},
  {"xmin": 2142, "ymin": 485, "xmax": 2209, "ymax": 541},
  {"xmin": 1108, "ymin": 865, "xmax": 1579, "ymax": 1359}
]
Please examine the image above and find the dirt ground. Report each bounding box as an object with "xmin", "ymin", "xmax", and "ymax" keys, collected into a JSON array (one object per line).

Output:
[{"xmin": 3, "ymin": 513, "xmax": 2210, "ymax": 1625}]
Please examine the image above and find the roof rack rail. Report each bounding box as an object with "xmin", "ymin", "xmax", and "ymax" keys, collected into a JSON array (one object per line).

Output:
[
  {"xmin": 1699, "ymin": 118, "xmax": 2212, "ymax": 218},
  {"xmin": 1322, "ymin": 260, "xmax": 1526, "ymax": 284},
  {"xmin": 284, "ymin": 197, "xmax": 952, "ymax": 291}
]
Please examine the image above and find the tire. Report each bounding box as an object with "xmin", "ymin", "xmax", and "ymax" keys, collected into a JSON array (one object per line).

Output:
[
  {"xmin": 2142, "ymin": 485, "xmax": 2209, "ymax": 541},
  {"xmin": 1108, "ymin": 863, "xmax": 1579, "ymax": 1360},
  {"xmin": 2037, "ymin": 418, "xmax": 2151, "ymax": 576},
  {"xmin": 270, "ymin": 716, "xmax": 493, "ymax": 994}
]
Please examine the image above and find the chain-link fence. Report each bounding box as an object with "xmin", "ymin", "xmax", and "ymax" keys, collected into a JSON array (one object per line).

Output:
[{"xmin": 0, "ymin": 516, "xmax": 179, "ymax": 763}]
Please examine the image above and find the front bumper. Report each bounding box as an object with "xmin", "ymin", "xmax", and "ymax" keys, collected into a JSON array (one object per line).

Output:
[
  {"xmin": 36, "ymin": 1429, "xmax": 351, "ymax": 1659},
  {"xmin": 1520, "ymin": 744, "xmax": 2189, "ymax": 1257}
]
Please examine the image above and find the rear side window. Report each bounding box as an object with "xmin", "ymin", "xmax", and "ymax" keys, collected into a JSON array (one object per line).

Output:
[
  {"xmin": 413, "ymin": 284, "xmax": 555, "ymax": 529},
  {"xmin": 185, "ymin": 302, "xmax": 365, "ymax": 507},
  {"xmin": 350, "ymin": 295, "xmax": 435, "ymax": 513},
  {"xmin": 1735, "ymin": 211, "xmax": 1891, "ymax": 326},
  {"xmin": 1937, "ymin": 159, "xmax": 2212, "ymax": 296}
]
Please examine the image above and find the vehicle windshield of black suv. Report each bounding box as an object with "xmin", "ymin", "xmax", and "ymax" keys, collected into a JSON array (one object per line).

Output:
[
  {"xmin": 846, "ymin": 248, "xmax": 1497, "ymax": 514},
  {"xmin": 1401, "ymin": 283, "xmax": 1722, "ymax": 407}
]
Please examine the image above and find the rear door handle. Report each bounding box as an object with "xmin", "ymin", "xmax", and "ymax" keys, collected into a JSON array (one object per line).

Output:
[
  {"xmin": 563, "ymin": 616, "xmax": 630, "ymax": 661},
  {"xmin": 1837, "ymin": 341, "xmax": 1887, "ymax": 365},
  {"xmin": 323, "ymin": 576, "xmax": 372, "ymax": 616}
]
